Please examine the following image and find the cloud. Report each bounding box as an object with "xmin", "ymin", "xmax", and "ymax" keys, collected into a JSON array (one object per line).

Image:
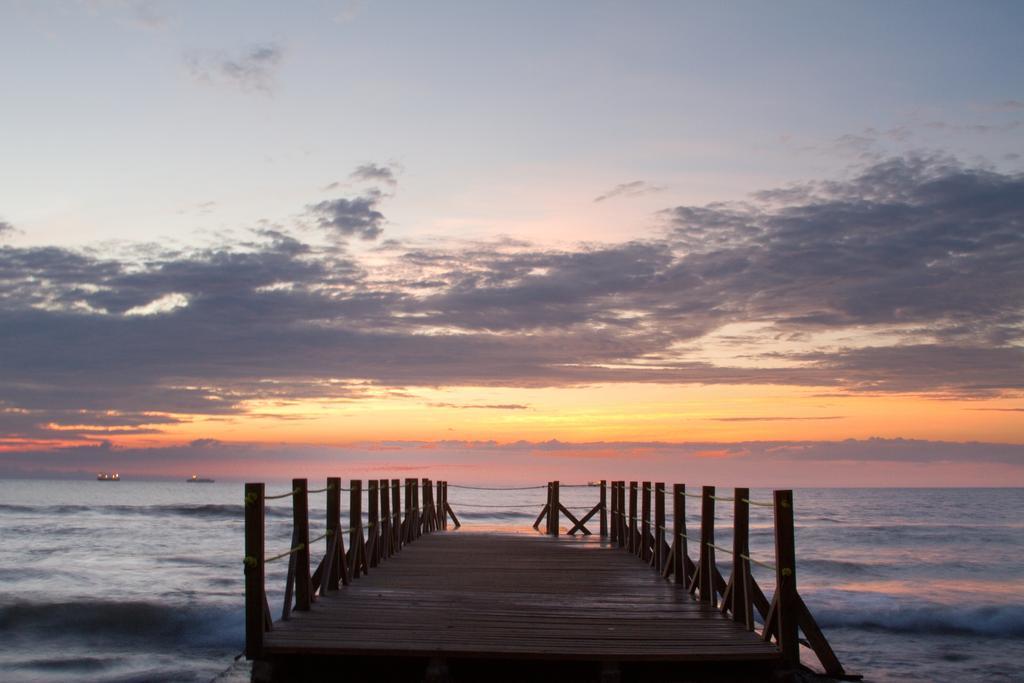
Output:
[
  {"xmin": 0, "ymin": 438, "xmax": 1019, "ymax": 483},
  {"xmin": 0, "ymin": 219, "xmax": 12, "ymax": 236},
  {"xmin": 1, "ymin": 155, "xmax": 1022, "ymax": 442},
  {"xmin": 594, "ymin": 180, "xmax": 665, "ymax": 202},
  {"xmin": 307, "ymin": 191, "xmax": 385, "ymax": 240},
  {"xmin": 428, "ymin": 403, "xmax": 529, "ymax": 410},
  {"xmin": 185, "ymin": 44, "xmax": 284, "ymax": 94},
  {"xmin": 710, "ymin": 416, "xmax": 844, "ymax": 422},
  {"xmin": 350, "ymin": 163, "xmax": 398, "ymax": 186}
]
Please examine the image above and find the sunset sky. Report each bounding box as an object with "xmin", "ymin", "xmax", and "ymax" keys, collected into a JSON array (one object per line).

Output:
[{"xmin": 1, "ymin": 1, "xmax": 1022, "ymax": 484}]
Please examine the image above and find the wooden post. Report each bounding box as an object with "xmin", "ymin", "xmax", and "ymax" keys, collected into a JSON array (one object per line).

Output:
[
  {"xmin": 654, "ymin": 482, "xmax": 665, "ymax": 571},
  {"xmin": 437, "ymin": 480, "xmax": 445, "ymax": 530},
  {"xmin": 774, "ymin": 490, "xmax": 799, "ymax": 667},
  {"xmin": 628, "ymin": 481, "xmax": 638, "ymax": 554},
  {"xmin": 368, "ymin": 479, "xmax": 380, "ymax": 567},
  {"xmin": 392, "ymin": 478, "xmax": 402, "ymax": 551},
  {"xmin": 412, "ymin": 477, "xmax": 421, "ymax": 540},
  {"xmin": 443, "ymin": 482, "xmax": 450, "ymax": 529},
  {"xmin": 293, "ymin": 478, "xmax": 312, "ymax": 610},
  {"xmin": 672, "ymin": 484, "xmax": 684, "ymax": 586},
  {"xmin": 609, "ymin": 481, "xmax": 617, "ymax": 543},
  {"xmin": 422, "ymin": 478, "xmax": 433, "ymax": 533},
  {"xmin": 641, "ymin": 481, "xmax": 651, "ymax": 561},
  {"xmin": 550, "ymin": 480, "xmax": 560, "ymax": 536},
  {"xmin": 403, "ymin": 478, "xmax": 413, "ymax": 543},
  {"xmin": 378, "ymin": 479, "xmax": 391, "ymax": 560},
  {"xmin": 326, "ymin": 477, "xmax": 342, "ymax": 589},
  {"xmin": 349, "ymin": 480, "xmax": 363, "ymax": 577},
  {"xmin": 599, "ymin": 479, "xmax": 608, "ymax": 538},
  {"xmin": 732, "ymin": 487, "xmax": 751, "ymax": 629},
  {"xmin": 244, "ymin": 483, "xmax": 265, "ymax": 659},
  {"xmin": 618, "ymin": 482, "xmax": 626, "ymax": 548},
  {"xmin": 698, "ymin": 485, "xmax": 715, "ymax": 605}
]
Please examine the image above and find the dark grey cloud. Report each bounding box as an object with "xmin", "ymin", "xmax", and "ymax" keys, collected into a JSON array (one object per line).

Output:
[
  {"xmin": 307, "ymin": 191, "xmax": 385, "ymax": 240},
  {"xmin": 185, "ymin": 44, "xmax": 283, "ymax": 93},
  {"xmin": 594, "ymin": 180, "xmax": 665, "ymax": 203},
  {"xmin": 1, "ymin": 155, "xmax": 1022, "ymax": 443},
  {"xmin": 350, "ymin": 163, "xmax": 398, "ymax": 186},
  {"xmin": 0, "ymin": 219, "xmax": 12, "ymax": 235}
]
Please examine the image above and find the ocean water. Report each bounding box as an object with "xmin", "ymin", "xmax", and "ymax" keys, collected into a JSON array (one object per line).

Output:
[{"xmin": 0, "ymin": 480, "xmax": 1021, "ymax": 682}]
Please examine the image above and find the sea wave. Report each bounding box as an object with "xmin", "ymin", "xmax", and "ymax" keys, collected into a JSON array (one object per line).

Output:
[
  {"xmin": 0, "ymin": 503, "xmax": 292, "ymax": 520},
  {"xmin": 815, "ymin": 603, "xmax": 1024, "ymax": 637},
  {"xmin": 0, "ymin": 600, "xmax": 242, "ymax": 648}
]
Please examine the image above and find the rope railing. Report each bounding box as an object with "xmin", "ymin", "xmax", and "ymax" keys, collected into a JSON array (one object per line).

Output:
[
  {"xmin": 245, "ymin": 478, "xmax": 847, "ymax": 679},
  {"xmin": 602, "ymin": 480, "xmax": 846, "ymax": 678},
  {"xmin": 245, "ymin": 476, "xmax": 458, "ymax": 662},
  {"xmin": 264, "ymin": 488, "xmax": 300, "ymax": 500}
]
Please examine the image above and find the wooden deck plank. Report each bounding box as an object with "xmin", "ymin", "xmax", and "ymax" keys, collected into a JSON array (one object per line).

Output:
[{"xmin": 263, "ymin": 531, "xmax": 781, "ymax": 663}]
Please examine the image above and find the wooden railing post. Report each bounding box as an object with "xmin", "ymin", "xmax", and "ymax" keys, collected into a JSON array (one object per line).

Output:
[
  {"xmin": 368, "ymin": 480, "xmax": 380, "ymax": 567},
  {"xmin": 412, "ymin": 477, "xmax": 421, "ymax": 540},
  {"xmin": 731, "ymin": 487, "xmax": 751, "ymax": 629},
  {"xmin": 377, "ymin": 479, "xmax": 390, "ymax": 560},
  {"xmin": 672, "ymin": 484, "xmax": 684, "ymax": 586},
  {"xmin": 403, "ymin": 478, "xmax": 413, "ymax": 543},
  {"xmin": 628, "ymin": 481, "xmax": 638, "ymax": 553},
  {"xmin": 293, "ymin": 478, "xmax": 312, "ymax": 610},
  {"xmin": 618, "ymin": 481, "xmax": 626, "ymax": 548},
  {"xmin": 654, "ymin": 482, "xmax": 665, "ymax": 571},
  {"xmin": 600, "ymin": 480, "xmax": 608, "ymax": 538},
  {"xmin": 420, "ymin": 478, "xmax": 428, "ymax": 534},
  {"xmin": 244, "ymin": 482, "xmax": 265, "ymax": 659},
  {"xmin": 437, "ymin": 480, "xmax": 445, "ymax": 530},
  {"xmin": 641, "ymin": 481, "xmax": 652, "ymax": 561},
  {"xmin": 392, "ymin": 478, "xmax": 402, "ymax": 551},
  {"xmin": 774, "ymin": 490, "xmax": 799, "ymax": 667},
  {"xmin": 350, "ymin": 479, "xmax": 364, "ymax": 577},
  {"xmin": 698, "ymin": 485, "xmax": 715, "ymax": 605},
  {"xmin": 608, "ymin": 482, "xmax": 617, "ymax": 544},
  {"xmin": 326, "ymin": 477, "xmax": 342, "ymax": 589},
  {"xmin": 550, "ymin": 480, "xmax": 560, "ymax": 536}
]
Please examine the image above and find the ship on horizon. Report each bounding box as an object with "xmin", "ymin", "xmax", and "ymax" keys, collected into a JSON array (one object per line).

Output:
[
  {"xmin": 96, "ymin": 472, "xmax": 120, "ymax": 481},
  {"xmin": 187, "ymin": 474, "xmax": 215, "ymax": 483}
]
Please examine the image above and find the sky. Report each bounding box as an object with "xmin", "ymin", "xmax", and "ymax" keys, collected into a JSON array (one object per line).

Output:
[{"xmin": 1, "ymin": 1, "xmax": 1022, "ymax": 485}]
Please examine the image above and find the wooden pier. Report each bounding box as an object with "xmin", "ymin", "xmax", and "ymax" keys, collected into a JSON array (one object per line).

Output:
[{"xmin": 243, "ymin": 479, "xmax": 856, "ymax": 682}]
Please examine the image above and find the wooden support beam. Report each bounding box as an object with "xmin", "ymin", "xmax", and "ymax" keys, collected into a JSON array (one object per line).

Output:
[
  {"xmin": 608, "ymin": 481, "xmax": 617, "ymax": 544},
  {"xmin": 569, "ymin": 505, "xmax": 598, "ymax": 536},
  {"xmin": 533, "ymin": 502, "xmax": 549, "ymax": 530},
  {"xmin": 244, "ymin": 482, "xmax": 265, "ymax": 659},
  {"xmin": 796, "ymin": 593, "xmax": 846, "ymax": 676},
  {"xmin": 445, "ymin": 501, "xmax": 461, "ymax": 528}
]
